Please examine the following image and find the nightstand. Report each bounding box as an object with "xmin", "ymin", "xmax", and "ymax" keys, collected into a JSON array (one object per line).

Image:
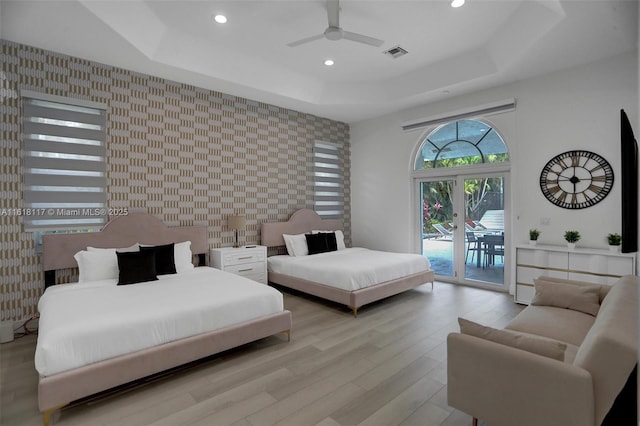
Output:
[{"xmin": 210, "ymin": 246, "xmax": 267, "ymax": 284}]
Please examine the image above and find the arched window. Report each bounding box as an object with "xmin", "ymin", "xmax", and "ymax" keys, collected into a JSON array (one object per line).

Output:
[{"xmin": 415, "ymin": 119, "xmax": 509, "ymax": 170}]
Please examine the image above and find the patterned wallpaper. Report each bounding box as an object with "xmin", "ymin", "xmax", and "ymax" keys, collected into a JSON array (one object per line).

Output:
[{"xmin": 0, "ymin": 40, "xmax": 351, "ymax": 321}]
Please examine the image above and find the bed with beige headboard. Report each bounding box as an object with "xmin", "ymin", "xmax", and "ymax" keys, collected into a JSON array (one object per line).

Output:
[
  {"xmin": 261, "ymin": 209, "xmax": 434, "ymax": 317},
  {"xmin": 37, "ymin": 213, "xmax": 291, "ymax": 426}
]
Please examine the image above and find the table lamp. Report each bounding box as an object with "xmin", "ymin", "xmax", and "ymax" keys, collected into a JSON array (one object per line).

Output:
[{"xmin": 228, "ymin": 215, "xmax": 246, "ymax": 248}]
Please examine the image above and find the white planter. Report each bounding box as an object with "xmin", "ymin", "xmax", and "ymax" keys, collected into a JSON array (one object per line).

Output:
[
  {"xmin": 609, "ymin": 245, "xmax": 620, "ymax": 253},
  {"xmin": 567, "ymin": 242, "xmax": 576, "ymax": 250},
  {"xmin": 529, "ymin": 240, "xmax": 537, "ymax": 246}
]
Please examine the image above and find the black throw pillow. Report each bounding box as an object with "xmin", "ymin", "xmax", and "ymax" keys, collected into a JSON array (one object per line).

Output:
[
  {"xmin": 305, "ymin": 233, "xmax": 328, "ymax": 255},
  {"xmin": 305, "ymin": 232, "xmax": 339, "ymax": 254},
  {"xmin": 140, "ymin": 243, "xmax": 176, "ymax": 275},
  {"xmin": 116, "ymin": 250, "xmax": 159, "ymax": 285},
  {"xmin": 324, "ymin": 232, "xmax": 338, "ymax": 252},
  {"xmin": 305, "ymin": 232, "xmax": 338, "ymax": 255}
]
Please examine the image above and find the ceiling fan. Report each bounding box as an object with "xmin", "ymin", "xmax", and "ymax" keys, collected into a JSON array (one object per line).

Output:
[{"xmin": 287, "ymin": 0, "xmax": 384, "ymax": 48}]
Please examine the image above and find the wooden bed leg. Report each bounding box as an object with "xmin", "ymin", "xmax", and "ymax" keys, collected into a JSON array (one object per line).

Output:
[
  {"xmin": 285, "ymin": 329, "xmax": 291, "ymax": 342},
  {"xmin": 351, "ymin": 306, "xmax": 358, "ymax": 318},
  {"xmin": 472, "ymin": 417, "xmax": 478, "ymax": 426},
  {"xmin": 43, "ymin": 403, "xmax": 68, "ymax": 426}
]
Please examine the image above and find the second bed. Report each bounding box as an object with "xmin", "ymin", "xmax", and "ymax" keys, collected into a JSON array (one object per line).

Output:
[{"xmin": 261, "ymin": 209, "xmax": 434, "ymax": 316}]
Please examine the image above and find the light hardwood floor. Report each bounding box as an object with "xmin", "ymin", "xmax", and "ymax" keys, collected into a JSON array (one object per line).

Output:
[{"xmin": 1, "ymin": 281, "xmax": 523, "ymax": 426}]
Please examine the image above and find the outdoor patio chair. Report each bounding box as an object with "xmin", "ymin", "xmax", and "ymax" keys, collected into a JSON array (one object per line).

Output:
[
  {"xmin": 472, "ymin": 221, "xmax": 487, "ymax": 231},
  {"xmin": 433, "ymin": 223, "xmax": 453, "ymax": 239},
  {"xmin": 465, "ymin": 232, "xmax": 481, "ymax": 264},
  {"xmin": 482, "ymin": 234, "xmax": 504, "ymax": 268}
]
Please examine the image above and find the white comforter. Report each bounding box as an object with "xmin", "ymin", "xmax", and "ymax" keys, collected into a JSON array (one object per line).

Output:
[
  {"xmin": 35, "ymin": 267, "xmax": 284, "ymax": 376},
  {"xmin": 268, "ymin": 247, "xmax": 431, "ymax": 291}
]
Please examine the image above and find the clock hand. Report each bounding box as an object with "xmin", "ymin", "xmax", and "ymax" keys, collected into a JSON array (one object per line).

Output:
[{"xmin": 569, "ymin": 175, "xmax": 581, "ymax": 194}]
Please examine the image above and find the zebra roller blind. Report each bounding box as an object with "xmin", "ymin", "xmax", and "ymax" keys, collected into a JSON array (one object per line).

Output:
[
  {"xmin": 313, "ymin": 141, "xmax": 343, "ymax": 219},
  {"xmin": 22, "ymin": 95, "xmax": 107, "ymax": 231}
]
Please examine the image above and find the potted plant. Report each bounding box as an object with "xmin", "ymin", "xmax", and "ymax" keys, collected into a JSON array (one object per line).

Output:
[
  {"xmin": 607, "ymin": 233, "xmax": 621, "ymax": 252},
  {"xmin": 529, "ymin": 229, "xmax": 540, "ymax": 246},
  {"xmin": 564, "ymin": 230, "xmax": 580, "ymax": 250}
]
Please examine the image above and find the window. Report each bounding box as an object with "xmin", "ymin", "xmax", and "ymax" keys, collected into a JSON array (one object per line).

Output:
[
  {"xmin": 313, "ymin": 141, "xmax": 343, "ymax": 219},
  {"xmin": 415, "ymin": 119, "xmax": 509, "ymax": 170},
  {"xmin": 22, "ymin": 93, "xmax": 107, "ymax": 232}
]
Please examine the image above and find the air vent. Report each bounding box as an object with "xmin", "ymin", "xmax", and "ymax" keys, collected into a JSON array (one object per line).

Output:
[{"xmin": 383, "ymin": 45, "xmax": 408, "ymax": 59}]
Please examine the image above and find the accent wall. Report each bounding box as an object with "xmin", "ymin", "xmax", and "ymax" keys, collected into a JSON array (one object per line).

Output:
[{"xmin": 0, "ymin": 40, "xmax": 350, "ymax": 321}]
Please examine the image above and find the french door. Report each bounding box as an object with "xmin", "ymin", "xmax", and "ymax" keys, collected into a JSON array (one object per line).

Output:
[{"xmin": 417, "ymin": 173, "xmax": 507, "ymax": 288}]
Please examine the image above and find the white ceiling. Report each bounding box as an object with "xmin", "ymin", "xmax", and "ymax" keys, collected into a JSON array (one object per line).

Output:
[{"xmin": 1, "ymin": 0, "xmax": 638, "ymax": 123}]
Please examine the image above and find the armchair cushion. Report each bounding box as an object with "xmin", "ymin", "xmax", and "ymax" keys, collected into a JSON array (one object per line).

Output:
[
  {"xmin": 458, "ymin": 318, "xmax": 567, "ymax": 361},
  {"xmin": 531, "ymin": 279, "xmax": 600, "ymax": 316},
  {"xmin": 506, "ymin": 305, "xmax": 594, "ymax": 346}
]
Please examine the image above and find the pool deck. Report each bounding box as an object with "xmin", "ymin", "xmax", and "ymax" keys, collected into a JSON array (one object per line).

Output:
[{"xmin": 423, "ymin": 237, "xmax": 504, "ymax": 285}]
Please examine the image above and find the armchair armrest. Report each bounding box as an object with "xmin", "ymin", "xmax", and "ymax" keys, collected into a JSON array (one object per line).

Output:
[{"xmin": 447, "ymin": 333, "xmax": 594, "ymax": 426}]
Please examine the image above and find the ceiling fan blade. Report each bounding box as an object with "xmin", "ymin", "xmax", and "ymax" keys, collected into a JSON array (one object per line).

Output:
[
  {"xmin": 342, "ymin": 31, "xmax": 384, "ymax": 47},
  {"xmin": 287, "ymin": 33, "xmax": 325, "ymax": 47},
  {"xmin": 327, "ymin": 0, "xmax": 340, "ymax": 28}
]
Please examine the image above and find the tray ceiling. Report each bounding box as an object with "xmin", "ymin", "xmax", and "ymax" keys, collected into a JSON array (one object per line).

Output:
[{"xmin": 1, "ymin": 0, "xmax": 637, "ymax": 123}]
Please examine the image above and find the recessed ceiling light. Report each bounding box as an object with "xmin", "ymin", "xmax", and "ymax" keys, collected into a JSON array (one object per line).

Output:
[
  {"xmin": 324, "ymin": 59, "xmax": 334, "ymax": 66},
  {"xmin": 451, "ymin": 0, "xmax": 465, "ymax": 8},
  {"xmin": 213, "ymin": 14, "xmax": 227, "ymax": 24}
]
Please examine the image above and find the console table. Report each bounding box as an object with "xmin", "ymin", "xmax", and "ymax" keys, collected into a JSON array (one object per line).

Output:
[{"xmin": 515, "ymin": 244, "xmax": 636, "ymax": 304}]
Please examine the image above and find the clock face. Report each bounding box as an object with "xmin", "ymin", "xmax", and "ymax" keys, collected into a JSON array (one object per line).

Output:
[{"xmin": 539, "ymin": 150, "xmax": 614, "ymax": 209}]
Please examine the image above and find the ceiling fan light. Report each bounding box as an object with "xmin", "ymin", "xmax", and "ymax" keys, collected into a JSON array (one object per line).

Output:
[
  {"xmin": 213, "ymin": 14, "xmax": 227, "ymax": 24},
  {"xmin": 324, "ymin": 59, "xmax": 335, "ymax": 66},
  {"xmin": 451, "ymin": 0, "xmax": 465, "ymax": 8}
]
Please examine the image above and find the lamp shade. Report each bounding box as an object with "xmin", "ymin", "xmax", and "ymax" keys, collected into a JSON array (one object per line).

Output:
[{"xmin": 227, "ymin": 215, "xmax": 246, "ymax": 230}]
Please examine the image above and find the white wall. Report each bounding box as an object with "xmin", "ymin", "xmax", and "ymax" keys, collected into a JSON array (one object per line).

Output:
[{"xmin": 350, "ymin": 51, "xmax": 638, "ymax": 258}]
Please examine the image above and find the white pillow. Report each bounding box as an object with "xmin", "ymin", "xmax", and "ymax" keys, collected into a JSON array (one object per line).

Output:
[
  {"xmin": 74, "ymin": 250, "xmax": 119, "ymax": 282},
  {"xmin": 174, "ymin": 241, "xmax": 194, "ymax": 273},
  {"xmin": 312, "ymin": 230, "xmax": 346, "ymax": 250},
  {"xmin": 79, "ymin": 244, "xmax": 140, "ymax": 282},
  {"xmin": 283, "ymin": 233, "xmax": 308, "ymax": 256}
]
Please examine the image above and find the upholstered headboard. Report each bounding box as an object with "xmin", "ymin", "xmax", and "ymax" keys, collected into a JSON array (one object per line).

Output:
[
  {"xmin": 260, "ymin": 209, "xmax": 342, "ymax": 248},
  {"xmin": 42, "ymin": 213, "xmax": 208, "ymax": 285}
]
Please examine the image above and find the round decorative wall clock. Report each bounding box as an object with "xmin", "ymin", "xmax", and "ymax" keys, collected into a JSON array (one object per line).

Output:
[{"xmin": 539, "ymin": 150, "xmax": 614, "ymax": 209}]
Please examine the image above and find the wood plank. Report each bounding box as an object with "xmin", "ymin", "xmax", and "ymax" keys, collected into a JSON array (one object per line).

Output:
[
  {"xmin": 357, "ymin": 375, "xmax": 445, "ymax": 426},
  {"xmin": 245, "ymin": 359, "xmax": 375, "ymax": 426},
  {"xmin": 331, "ymin": 354, "xmax": 441, "ymax": 425}
]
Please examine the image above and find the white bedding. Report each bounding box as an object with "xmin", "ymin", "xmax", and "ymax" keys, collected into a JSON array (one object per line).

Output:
[
  {"xmin": 35, "ymin": 267, "xmax": 284, "ymax": 376},
  {"xmin": 267, "ymin": 247, "xmax": 431, "ymax": 291}
]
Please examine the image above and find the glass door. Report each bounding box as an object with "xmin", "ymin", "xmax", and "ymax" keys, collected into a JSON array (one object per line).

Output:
[
  {"xmin": 463, "ymin": 175, "xmax": 505, "ymax": 286},
  {"xmin": 419, "ymin": 174, "xmax": 506, "ymax": 287},
  {"xmin": 420, "ymin": 180, "xmax": 456, "ymax": 278}
]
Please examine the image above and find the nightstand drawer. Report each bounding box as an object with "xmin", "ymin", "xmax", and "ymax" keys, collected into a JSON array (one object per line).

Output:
[
  {"xmin": 225, "ymin": 263, "xmax": 266, "ymax": 283},
  {"xmin": 223, "ymin": 250, "xmax": 265, "ymax": 266}
]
